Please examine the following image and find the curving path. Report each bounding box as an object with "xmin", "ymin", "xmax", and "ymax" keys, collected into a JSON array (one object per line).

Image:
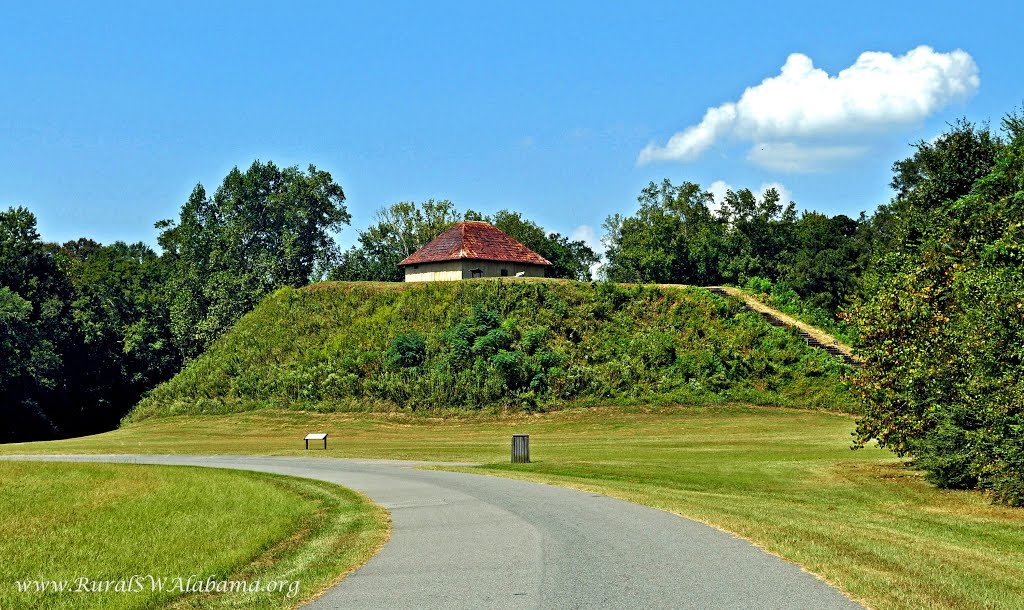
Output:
[{"xmin": 2, "ymin": 455, "xmax": 861, "ymax": 609}]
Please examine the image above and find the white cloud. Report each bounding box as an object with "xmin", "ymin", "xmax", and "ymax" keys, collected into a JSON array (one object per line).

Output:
[
  {"xmin": 746, "ymin": 142, "xmax": 867, "ymax": 173},
  {"xmin": 570, "ymin": 224, "xmax": 602, "ymax": 253},
  {"xmin": 707, "ymin": 180, "xmax": 731, "ymax": 213},
  {"xmin": 570, "ymin": 224, "xmax": 605, "ymax": 280},
  {"xmin": 638, "ymin": 46, "xmax": 979, "ymax": 169}
]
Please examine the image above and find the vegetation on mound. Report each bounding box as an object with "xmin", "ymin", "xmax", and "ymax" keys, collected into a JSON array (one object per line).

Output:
[{"xmin": 129, "ymin": 280, "xmax": 853, "ymax": 420}]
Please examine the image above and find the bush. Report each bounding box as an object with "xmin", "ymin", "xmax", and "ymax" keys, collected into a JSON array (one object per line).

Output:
[{"xmin": 385, "ymin": 331, "xmax": 426, "ymax": 369}]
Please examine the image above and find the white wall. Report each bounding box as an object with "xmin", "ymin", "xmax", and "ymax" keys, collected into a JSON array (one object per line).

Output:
[{"xmin": 403, "ymin": 260, "xmax": 547, "ymax": 282}]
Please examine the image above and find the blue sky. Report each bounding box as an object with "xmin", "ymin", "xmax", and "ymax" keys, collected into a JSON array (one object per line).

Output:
[{"xmin": 2, "ymin": 1, "xmax": 1021, "ymax": 254}]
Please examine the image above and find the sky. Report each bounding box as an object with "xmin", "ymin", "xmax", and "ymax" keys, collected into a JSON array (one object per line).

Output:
[{"xmin": 2, "ymin": 1, "xmax": 1021, "ymax": 256}]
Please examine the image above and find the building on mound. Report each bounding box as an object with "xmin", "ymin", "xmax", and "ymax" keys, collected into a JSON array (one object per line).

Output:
[{"xmin": 398, "ymin": 221, "xmax": 552, "ymax": 282}]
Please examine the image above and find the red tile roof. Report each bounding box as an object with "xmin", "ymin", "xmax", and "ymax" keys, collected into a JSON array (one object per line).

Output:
[{"xmin": 398, "ymin": 221, "xmax": 553, "ymax": 267}]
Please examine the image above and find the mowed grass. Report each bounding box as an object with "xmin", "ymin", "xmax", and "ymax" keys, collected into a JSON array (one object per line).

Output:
[
  {"xmin": 4, "ymin": 405, "xmax": 1024, "ymax": 609},
  {"xmin": 0, "ymin": 461, "xmax": 388, "ymax": 610}
]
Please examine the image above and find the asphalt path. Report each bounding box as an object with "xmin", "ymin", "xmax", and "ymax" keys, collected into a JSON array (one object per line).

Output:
[{"xmin": 3, "ymin": 455, "xmax": 862, "ymax": 609}]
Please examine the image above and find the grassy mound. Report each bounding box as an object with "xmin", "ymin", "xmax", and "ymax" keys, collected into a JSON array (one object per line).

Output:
[{"xmin": 129, "ymin": 280, "xmax": 854, "ymax": 421}]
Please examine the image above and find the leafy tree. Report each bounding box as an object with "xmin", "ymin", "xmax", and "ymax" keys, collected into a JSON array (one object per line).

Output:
[
  {"xmin": 852, "ymin": 114, "xmax": 1024, "ymax": 504},
  {"xmin": 779, "ymin": 212, "xmax": 864, "ymax": 312},
  {"xmin": 62, "ymin": 240, "xmax": 179, "ymax": 429},
  {"xmin": 870, "ymin": 119, "xmax": 1001, "ymax": 265},
  {"xmin": 158, "ymin": 160, "xmax": 349, "ymax": 358},
  {"xmin": 602, "ymin": 180, "xmax": 724, "ymax": 284},
  {"xmin": 491, "ymin": 210, "xmax": 598, "ymax": 281},
  {"xmin": 717, "ymin": 187, "xmax": 797, "ymax": 285},
  {"xmin": 333, "ymin": 199, "xmax": 459, "ymax": 282},
  {"xmin": 0, "ymin": 207, "xmax": 77, "ymax": 440}
]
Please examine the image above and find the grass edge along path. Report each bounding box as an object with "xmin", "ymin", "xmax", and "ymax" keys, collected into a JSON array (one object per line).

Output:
[
  {"xmin": 0, "ymin": 461, "xmax": 389, "ymax": 610},
  {"xmin": 3, "ymin": 405, "xmax": 1024, "ymax": 609}
]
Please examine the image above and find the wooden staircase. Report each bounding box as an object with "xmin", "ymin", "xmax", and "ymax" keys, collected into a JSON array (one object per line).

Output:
[{"xmin": 707, "ymin": 287, "xmax": 860, "ymax": 368}]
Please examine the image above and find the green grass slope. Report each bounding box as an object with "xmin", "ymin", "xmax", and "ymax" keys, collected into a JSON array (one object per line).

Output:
[
  {"xmin": 129, "ymin": 280, "xmax": 854, "ymax": 421},
  {"xmin": 0, "ymin": 461, "xmax": 388, "ymax": 610}
]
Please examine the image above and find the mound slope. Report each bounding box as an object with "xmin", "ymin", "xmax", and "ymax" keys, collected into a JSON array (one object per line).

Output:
[{"xmin": 129, "ymin": 280, "xmax": 853, "ymax": 420}]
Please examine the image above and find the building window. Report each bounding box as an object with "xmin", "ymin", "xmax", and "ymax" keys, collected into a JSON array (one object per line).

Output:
[{"xmin": 500, "ymin": 269, "xmax": 508, "ymax": 277}]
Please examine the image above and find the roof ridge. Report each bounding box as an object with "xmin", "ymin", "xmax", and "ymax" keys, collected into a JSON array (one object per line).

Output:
[{"xmin": 397, "ymin": 221, "xmax": 552, "ymax": 267}]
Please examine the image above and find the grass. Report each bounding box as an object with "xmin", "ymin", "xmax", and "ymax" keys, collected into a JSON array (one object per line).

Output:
[
  {"xmin": 129, "ymin": 280, "xmax": 856, "ymax": 420},
  {"xmin": 0, "ymin": 461, "xmax": 388, "ymax": 610},
  {"xmin": 4, "ymin": 405, "xmax": 1023, "ymax": 609}
]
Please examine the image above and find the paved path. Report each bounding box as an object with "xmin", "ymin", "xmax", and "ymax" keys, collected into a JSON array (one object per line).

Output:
[{"xmin": 3, "ymin": 455, "xmax": 861, "ymax": 609}]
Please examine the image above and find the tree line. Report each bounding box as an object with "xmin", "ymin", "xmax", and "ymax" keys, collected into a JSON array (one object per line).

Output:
[
  {"xmin": 1, "ymin": 161, "xmax": 349, "ymax": 440},
  {"xmin": 3, "ymin": 110, "xmax": 1023, "ymax": 507},
  {"xmin": 0, "ymin": 162, "xmax": 598, "ymax": 441}
]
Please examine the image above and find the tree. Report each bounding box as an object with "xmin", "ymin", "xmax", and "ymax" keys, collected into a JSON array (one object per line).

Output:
[
  {"xmin": 602, "ymin": 180, "xmax": 725, "ymax": 285},
  {"xmin": 852, "ymin": 114, "xmax": 1024, "ymax": 505},
  {"xmin": 158, "ymin": 160, "xmax": 349, "ymax": 359},
  {"xmin": 62, "ymin": 240, "xmax": 179, "ymax": 430},
  {"xmin": 0, "ymin": 207, "xmax": 78, "ymax": 440},
  {"xmin": 491, "ymin": 210, "xmax": 598, "ymax": 281},
  {"xmin": 717, "ymin": 187, "xmax": 797, "ymax": 285},
  {"xmin": 333, "ymin": 200, "xmax": 459, "ymax": 282},
  {"xmin": 779, "ymin": 212, "xmax": 864, "ymax": 312}
]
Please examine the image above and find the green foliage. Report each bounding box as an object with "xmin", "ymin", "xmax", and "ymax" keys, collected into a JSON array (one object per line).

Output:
[
  {"xmin": 158, "ymin": 160, "xmax": 350, "ymax": 359},
  {"xmin": 332, "ymin": 199, "xmax": 459, "ymax": 282},
  {"xmin": 332, "ymin": 203, "xmax": 599, "ymax": 282},
  {"xmin": 386, "ymin": 331, "xmax": 426, "ymax": 369},
  {"xmin": 852, "ymin": 113, "xmax": 1024, "ymax": 505},
  {"xmin": 603, "ymin": 180, "xmax": 725, "ymax": 285},
  {"xmin": 0, "ymin": 208, "xmax": 78, "ymax": 440},
  {"xmin": 0, "ymin": 208, "xmax": 183, "ymax": 441},
  {"xmin": 129, "ymin": 280, "xmax": 855, "ymax": 421},
  {"xmin": 602, "ymin": 180, "xmax": 867, "ymax": 321}
]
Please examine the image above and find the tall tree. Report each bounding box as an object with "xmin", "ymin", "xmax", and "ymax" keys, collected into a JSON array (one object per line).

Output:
[
  {"xmin": 491, "ymin": 210, "xmax": 599, "ymax": 281},
  {"xmin": 717, "ymin": 187, "xmax": 797, "ymax": 285},
  {"xmin": 779, "ymin": 212, "xmax": 864, "ymax": 312},
  {"xmin": 158, "ymin": 161, "xmax": 349, "ymax": 359},
  {"xmin": 602, "ymin": 180, "xmax": 725, "ymax": 285},
  {"xmin": 333, "ymin": 200, "xmax": 460, "ymax": 282},
  {"xmin": 0, "ymin": 207, "xmax": 78, "ymax": 440},
  {"xmin": 62, "ymin": 240, "xmax": 179, "ymax": 429},
  {"xmin": 852, "ymin": 114, "xmax": 1024, "ymax": 504}
]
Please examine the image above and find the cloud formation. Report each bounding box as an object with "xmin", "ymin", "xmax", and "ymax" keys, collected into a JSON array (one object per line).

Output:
[
  {"xmin": 745, "ymin": 142, "xmax": 867, "ymax": 173},
  {"xmin": 570, "ymin": 224, "xmax": 601, "ymax": 253},
  {"xmin": 570, "ymin": 224, "xmax": 604, "ymax": 280},
  {"xmin": 638, "ymin": 46, "xmax": 979, "ymax": 170}
]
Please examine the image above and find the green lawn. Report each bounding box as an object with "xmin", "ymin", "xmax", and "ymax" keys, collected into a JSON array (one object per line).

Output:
[
  {"xmin": 4, "ymin": 405, "xmax": 1024, "ymax": 609},
  {"xmin": 0, "ymin": 461, "xmax": 388, "ymax": 610}
]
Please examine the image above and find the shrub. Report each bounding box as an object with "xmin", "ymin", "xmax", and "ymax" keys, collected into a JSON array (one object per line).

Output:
[{"xmin": 385, "ymin": 331, "xmax": 426, "ymax": 369}]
